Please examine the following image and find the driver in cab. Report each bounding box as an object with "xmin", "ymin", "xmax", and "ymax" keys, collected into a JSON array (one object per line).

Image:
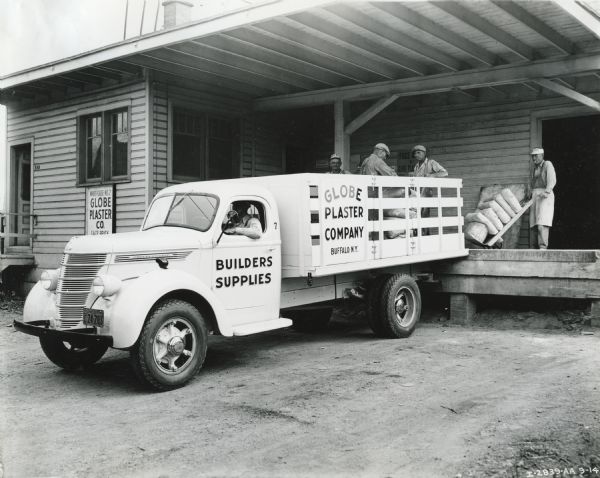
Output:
[{"xmin": 222, "ymin": 201, "xmax": 262, "ymax": 239}]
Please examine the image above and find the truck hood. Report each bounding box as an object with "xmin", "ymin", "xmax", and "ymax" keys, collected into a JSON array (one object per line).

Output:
[{"xmin": 64, "ymin": 227, "xmax": 203, "ymax": 255}]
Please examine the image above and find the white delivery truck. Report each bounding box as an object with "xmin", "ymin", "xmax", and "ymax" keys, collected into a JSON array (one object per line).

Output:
[{"xmin": 15, "ymin": 174, "xmax": 467, "ymax": 390}]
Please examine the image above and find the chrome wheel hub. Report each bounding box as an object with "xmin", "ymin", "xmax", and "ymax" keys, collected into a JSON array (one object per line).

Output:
[
  {"xmin": 153, "ymin": 318, "xmax": 196, "ymax": 374},
  {"xmin": 394, "ymin": 287, "xmax": 415, "ymax": 326}
]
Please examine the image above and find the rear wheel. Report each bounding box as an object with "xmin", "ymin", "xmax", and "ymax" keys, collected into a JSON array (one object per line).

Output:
[
  {"xmin": 288, "ymin": 308, "xmax": 332, "ymax": 332},
  {"xmin": 376, "ymin": 274, "xmax": 422, "ymax": 338},
  {"xmin": 39, "ymin": 337, "xmax": 108, "ymax": 370},
  {"xmin": 366, "ymin": 274, "xmax": 391, "ymax": 336},
  {"xmin": 131, "ymin": 299, "xmax": 208, "ymax": 391}
]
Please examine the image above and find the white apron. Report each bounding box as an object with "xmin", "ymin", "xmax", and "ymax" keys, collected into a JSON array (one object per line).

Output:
[{"xmin": 530, "ymin": 188, "xmax": 554, "ymax": 227}]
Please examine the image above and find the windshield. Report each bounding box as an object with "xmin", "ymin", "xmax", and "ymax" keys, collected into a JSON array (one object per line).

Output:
[{"xmin": 143, "ymin": 193, "xmax": 219, "ymax": 232}]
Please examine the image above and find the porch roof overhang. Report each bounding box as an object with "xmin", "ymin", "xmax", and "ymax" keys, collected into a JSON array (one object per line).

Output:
[{"xmin": 1, "ymin": 0, "xmax": 600, "ymax": 111}]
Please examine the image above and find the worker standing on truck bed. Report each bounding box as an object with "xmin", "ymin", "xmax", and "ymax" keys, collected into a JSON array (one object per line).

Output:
[
  {"xmin": 223, "ymin": 200, "xmax": 263, "ymax": 239},
  {"xmin": 528, "ymin": 147, "xmax": 556, "ymax": 249},
  {"xmin": 327, "ymin": 153, "xmax": 350, "ymax": 174},
  {"xmin": 411, "ymin": 145, "xmax": 448, "ymax": 227},
  {"xmin": 359, "ymin": 143, "xmax": 397, "ymax": 176}
]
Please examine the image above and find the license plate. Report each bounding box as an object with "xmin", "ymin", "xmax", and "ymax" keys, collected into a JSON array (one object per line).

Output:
[{"xmin": 83, "ymin": 308, "xmax": 104, "ymax": 327}]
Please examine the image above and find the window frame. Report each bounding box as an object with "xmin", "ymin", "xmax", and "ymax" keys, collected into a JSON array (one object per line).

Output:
[
  {"xmin": 167, "ymin": 101, "xmax": 241, "ymax": 183},
  {"xmin": 142, "ymin": 192, "xmax": 220, "ymax": 232},
  {"xmin": 222, "ymin": 198, "xmax": 269, "ymax": 236},
  {"xmin": 77, "ymin": 103, "xmax": 132, "ymax": 186}
]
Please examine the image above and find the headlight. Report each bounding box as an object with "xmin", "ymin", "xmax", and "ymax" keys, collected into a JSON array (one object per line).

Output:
[
  {"xmin": 40, "ymin": 269, "xmax": 60, "ymax": 291},
  {"xmin": 92, "ymin": 274, "xmax": 122, "ymax": 297}
]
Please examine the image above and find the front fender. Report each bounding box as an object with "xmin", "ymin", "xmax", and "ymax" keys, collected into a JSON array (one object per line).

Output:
[
  {"xmin": 100, "ymin": 268, "xmax": 230, "ymax": 348},
  {"xmin": 23, "ymin": 281, "xmax": 57, "ymax": 324}
]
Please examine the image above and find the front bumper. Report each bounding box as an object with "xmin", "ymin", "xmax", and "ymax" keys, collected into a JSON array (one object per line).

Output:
[{"xmin": 14, "ymin": 320, "xmax": 113, "ymax": 347}]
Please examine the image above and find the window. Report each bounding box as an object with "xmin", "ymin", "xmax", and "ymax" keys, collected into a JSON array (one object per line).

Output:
[
  {"xmin": 78, "ymin": 107, "xmax": 130, "ymax": 185},
  {"xmin": 142, "ymin": 193, "xmax": 219, "ymax": 232},
  {"xmin": 170, "ymin": 107, "xmax": 239, "ymax": 182},
  {"xmin": 224, "ymin": 200, "xmax": 266, "ymax": 232}
]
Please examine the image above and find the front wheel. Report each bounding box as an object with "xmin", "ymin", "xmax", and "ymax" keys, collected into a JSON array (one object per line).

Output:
[
  {"xmin": 131, "ymin": 299, "xmax": 208, "ymax": 391},
  {"xmin": 375, "ymin": 274, "xmax": 422, "ymax": 338},
  {"xmin": 39, "ymin": 337, "xmax": 108, "ymax": 370}
]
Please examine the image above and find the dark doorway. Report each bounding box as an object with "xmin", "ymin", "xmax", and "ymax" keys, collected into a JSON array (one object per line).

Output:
[{"xmin": 542, "ymin": 114, "xmax": 600, "ymax": 249}]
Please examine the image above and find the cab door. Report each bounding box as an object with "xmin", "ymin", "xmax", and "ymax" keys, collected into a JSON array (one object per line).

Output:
[{"xmin": 212, "ymin": 197, "xmax": 281, "ymax": 326}]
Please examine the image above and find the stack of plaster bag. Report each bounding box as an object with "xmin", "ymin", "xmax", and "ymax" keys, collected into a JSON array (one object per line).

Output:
[{"xmin": 464, "ymin": 188, "xmax": 522, "ymax": 245}]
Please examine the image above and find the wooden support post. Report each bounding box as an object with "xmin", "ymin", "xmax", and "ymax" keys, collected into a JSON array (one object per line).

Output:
[
  {"xmin": 333, "ymin": 100, "xmax": 350, "ymax": 171},
  {"xmin": 450, "ymin": 293, "xmax": 477, "ymax": 325},
  {"xmin": 589, "ymin": 300, "xmax": 600, "ymax": 328}
]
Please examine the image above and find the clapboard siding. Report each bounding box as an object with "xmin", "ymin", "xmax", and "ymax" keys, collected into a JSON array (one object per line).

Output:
[
  {"xmin": 7, "ymin": 82, "xmax": 147, "ymax": 262},
  {"xmin": 239, "ymin": 113, "xmax": 285, "ymax": 177},
  {"xmin": 150, "ymin": 79, "xmax": 282, "ymax": 195}
]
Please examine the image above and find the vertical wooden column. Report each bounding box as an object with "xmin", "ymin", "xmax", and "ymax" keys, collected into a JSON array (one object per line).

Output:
[
  {"xmin": 589, "ymin": 300, "xmax": 600, "ymax": 327},
  {"xmin": 333, "ymin": 100, "xmax": 350, "ymax": 171},
  {"xmin": 450, "ymin": 293, "xmax": 477, "ymax": 325}
]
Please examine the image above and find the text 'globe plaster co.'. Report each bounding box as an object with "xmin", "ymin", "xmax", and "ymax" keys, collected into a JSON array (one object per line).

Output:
[
  {"xmin": 322, "ymin": 184, "xmax": 364, "ymax": 261},
  {"xmin": 86, "ymin": 186, "xmax": 113, "ymax": 235}
]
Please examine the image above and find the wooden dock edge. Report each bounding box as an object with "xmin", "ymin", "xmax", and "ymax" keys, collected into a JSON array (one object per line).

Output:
[{"xmin": 430, "ymin": 249, "xmax": 600, "ymax": 327}]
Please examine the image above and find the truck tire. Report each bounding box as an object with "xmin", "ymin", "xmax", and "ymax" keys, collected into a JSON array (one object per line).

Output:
[
  {"xmin": 39, "ymin": 337, "xmax": 108, "ymax": 370},
  {"xmin": 131, "ymin": 299, "xmax": 208, "ymax": 391},
  {"xmin": 288, "ymin": 308, "xmax": 331, "ymax": 332},
  {"xmin": 376, "ymin": 274, "xmax": 422, "ymax": 338},
  {"xmin": 366, "ymin": 274, "xmax": 391, "ymax": 336}
]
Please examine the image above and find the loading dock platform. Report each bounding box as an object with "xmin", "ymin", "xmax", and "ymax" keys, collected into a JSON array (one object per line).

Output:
[{"xmin": 433, "ymin": 249, "xmax": 600, "ymax": 326}]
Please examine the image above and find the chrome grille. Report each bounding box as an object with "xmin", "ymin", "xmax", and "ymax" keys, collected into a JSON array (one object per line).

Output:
[
  {"xmin": 114, "ymin": 250, "xmax": 193, "ymax": 263},
  {"xmin": 56, "ymin": 253, "xmax": 107, "ymax": 328}
]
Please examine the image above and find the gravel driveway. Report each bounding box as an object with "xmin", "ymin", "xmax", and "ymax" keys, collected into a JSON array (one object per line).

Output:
[{"xmin": 1, "ymin": 296, "xmax": 599, "ymax": 478}]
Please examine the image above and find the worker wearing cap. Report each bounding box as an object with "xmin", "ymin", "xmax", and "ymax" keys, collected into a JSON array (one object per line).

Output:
[
  {"xmin": 359, "ymin": 143, "xmax": 397, "ymax": 176},
  {"xmin": 326, "ymin": 153, "xmax": 350, "ymax": 174},
  {"xmin": 411, "ymin": 145, "xmax": 447, "ymax": 224},
  {"xmin": 223, "ymin": 200, "xmax": 263, "ymax": 239},
  {"xmin": 528, "ymin": 147, "xmax": 556, "ymax": 249},
  {"xmin": 412, "ymin": 145, "xmax": 447, "ymax": 179}
]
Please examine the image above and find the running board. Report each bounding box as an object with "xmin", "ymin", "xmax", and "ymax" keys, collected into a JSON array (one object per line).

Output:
[{"xmin": 231, "ymin": 318, "xmax": 293, "ymax": 336}]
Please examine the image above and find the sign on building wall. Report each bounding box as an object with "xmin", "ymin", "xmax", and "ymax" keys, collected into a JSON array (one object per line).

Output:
[{"xmin": 86, "ymin": 185, "xmax": 114, "ymax": 235}]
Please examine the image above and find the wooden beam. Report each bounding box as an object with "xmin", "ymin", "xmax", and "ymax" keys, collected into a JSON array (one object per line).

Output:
[
  {"xmin": 198, "ymin": 33, "xmax": 341, "ymax": 87},
  {"xmin": 432, "ymin": 2, "xmax": 535, "ymax": 61},
  {"xmin": 257, "ymin": 18, "xmax": 400, "ymax": 80},
  {"xmin": 173, "ymin": 41, "xmax": 326, "ymax": 90},
  {"xmin": 452, "ymin": 87, "xmax": 478, "ymax": 100},
  {"xmin": 325, "ymin": 4, "xmax": 464, "ymax": 72},
  {"xmin": 254, "ymin": 52, "xmax": 600, "ymax": 111},
  {"xmin": 149, "ymin": 48, "xmax": 293, "ymax": 94},
  {"xmin": 373, "ymin": 3, "xmax": 499, "ymax": 67},
  {"xmin": 334, "ymin": 100, "xmax": 350, "ymax": 171},
  {"xmin": 555, "ymin": 0, "xmax": 600, "ymax": 41},
  {"xmin": 232, "ymin": 26, "xmax": 376, "ymax": 84},
  {"xmin": 438, "ymin": 275, "xmax": 600, "ymax": 299},
  {"xmin": 121, "ymin": 56, "xmax": 269, "ymax": 97},
  {"xmin": 533, "ymin": 78, "xmax": 600, "ymax": 112},
  {"xmin": 492, "ymin": 1, "xmax": 575, "ymax": 55},
  {"xmin": 345, "ymin": 95, "xmax": 399, "ymax": 135},
  {"xmin": 290, "ymin": 11, "xmax": 430, "ymax": 76}
]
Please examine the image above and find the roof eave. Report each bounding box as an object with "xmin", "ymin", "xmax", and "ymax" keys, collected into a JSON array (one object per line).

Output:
[{"xmin": 0, "ymin": 0, "xmax": 335, "ymax": 90}]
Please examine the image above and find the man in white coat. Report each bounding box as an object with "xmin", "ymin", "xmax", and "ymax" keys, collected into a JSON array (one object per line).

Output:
[{"xmin": 529, "ymin": 147, "xmax": 556, "ymax": 249}]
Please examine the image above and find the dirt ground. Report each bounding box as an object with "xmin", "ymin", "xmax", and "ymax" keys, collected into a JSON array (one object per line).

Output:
[{"xmin": 1, "ymin": 291, "xmax": 599, "ymax": 478}]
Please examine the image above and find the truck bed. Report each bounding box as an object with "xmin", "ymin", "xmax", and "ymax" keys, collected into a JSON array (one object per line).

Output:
[{"xmin": 247, "ymin": 174, "xmax": 468, "ymax": 278}]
